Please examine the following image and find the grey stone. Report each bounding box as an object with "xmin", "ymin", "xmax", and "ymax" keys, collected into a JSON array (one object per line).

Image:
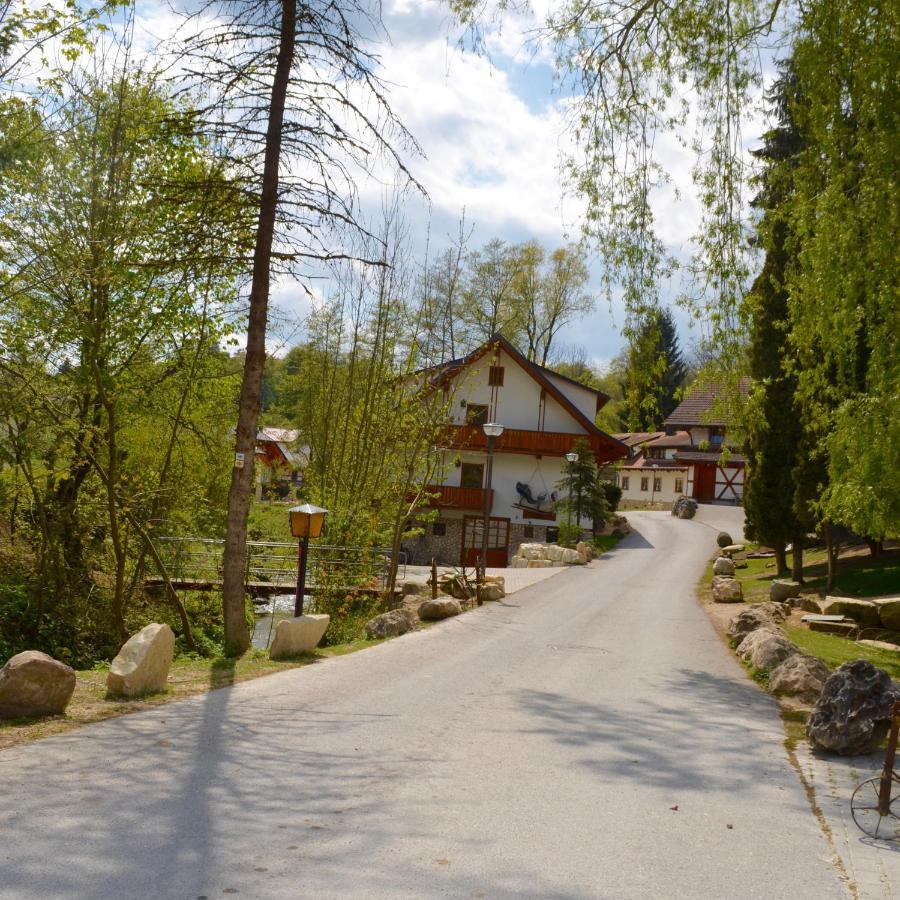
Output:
[
  {"xmin": 478, "ymin": 584, "xmax": 505, "ymax": 602},
  {"xmin": 107, "ymin": 623, "xmax": 175, "ymax": 697},
  {"xmin": 365, "ymin": 609, "xmax": 416, "ymax": 639},
  {"xmin": 269, "ymin": 615, "xmax": 330, "ymax": 660},
  {"xmin": 769, "ymin": 654, "xmax": 831, "ymax": 705},
  {"xmin": 857, "ymin": 639, "xmax": 900, "ymax": 653},
  {"xmin": 671, "ymin": 496, "xmax": 698, "ymax": 519},
  {"xmin": 712, "ymin": 577, "xmax": 743, "ymax": 603},
  {"xmin": 819, "ymin": 596, "xmax": 880, "ymax": 627},
  {"xmin": 418, "ymin": 597, "xmax": 462, "ymax": 620},
  {"xmin": 717, "ymin": 531, "xmax": 734, "ymax": 548},
  {"xmin": 727, "ymin": 607, "xmax": 779, "ymax": 644},
  {"xmin": 0, "ymin": 651, "xmax": 76, "ymax": 720},
  {"xmin": 770, "ymin": 580, "xmax": 801, "ymax": 603},
  {"xmin": 807, "ymin": 660, "xmax": 900, "ymax": 755},
  {"xmin": 713, "ymin": 557, "xmax": 735, "ymax": 577},
  {"xmin": 737, "ymin": 629, "xmax": 798, "ymax": 671},
  {"xmin": 872, "ymin": 596, "xmax": 900, "ymax": 630}
]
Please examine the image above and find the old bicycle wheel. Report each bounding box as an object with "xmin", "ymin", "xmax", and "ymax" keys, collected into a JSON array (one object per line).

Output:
[{"xmin": 851, "ymin": 776, "xmax": 900, "ymax": 841}]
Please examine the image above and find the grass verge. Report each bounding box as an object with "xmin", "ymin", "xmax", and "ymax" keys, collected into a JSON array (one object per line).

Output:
[
  {"xmin": 784, "ymin": 625, "xmax": 900, "ymax": 679},
  {"xmin": 0, "ymin": 637, "xmax": 385, "ymax": 752}
]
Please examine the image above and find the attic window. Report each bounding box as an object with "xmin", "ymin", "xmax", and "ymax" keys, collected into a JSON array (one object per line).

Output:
[{"xmin": 488, "ymin": 365, "xmax": 505, "ymax": 386}]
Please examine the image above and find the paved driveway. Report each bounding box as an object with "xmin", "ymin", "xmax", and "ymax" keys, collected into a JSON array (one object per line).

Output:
[{"xmin": 0, "ymin": 508, "xmax": 848, "ymax": 899}]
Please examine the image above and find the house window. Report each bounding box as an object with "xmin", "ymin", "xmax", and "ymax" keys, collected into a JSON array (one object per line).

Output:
[
  {"xmin": 488, "ymin": 365, "xmax": 505, "ymax": 386},
  {"xmin": 432, "ymin": 522, "xmax": 447, "ymax": 537},
  {"xmin": 545, "ymin": 527, "xmax": 559, "ymax": 543},
  {"xmin": 653, "ymin": 477, "xmax": 662, "ymax": 492},
  {"xmin": 621, "ymin": 476, "xmax": 630, "ymax": 491},
  {"xmin": 460, "ymin": 462, "xmax": 484, "ymax": 488},
  {"xmin": 640, "ymin": 477, "xmax": 649, "ymax": 492},
  {"xmin": 675, "ymin": 478, "xmax": 684, "ymax": 493},
  {"xmin": 523, "ymin": 524, "xmax": 534, "ymax": 538},
  {"xmin": 466, "ymin": 403, "xmax": 489, "ymax": 427},
  {"xmin": 710, "ymin": 427, "xmax": 725, "ymax": 446}
]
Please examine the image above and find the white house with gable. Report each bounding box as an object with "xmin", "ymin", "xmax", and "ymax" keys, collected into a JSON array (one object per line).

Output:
[{"xmin": 403, "ymin": 335, "xmax": 628, "ymax": 567}]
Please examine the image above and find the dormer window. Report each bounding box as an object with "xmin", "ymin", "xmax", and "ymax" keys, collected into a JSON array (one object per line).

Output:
[{"xmin": 488, "ymin": 365, "xmax": 505, "ymax": 386}]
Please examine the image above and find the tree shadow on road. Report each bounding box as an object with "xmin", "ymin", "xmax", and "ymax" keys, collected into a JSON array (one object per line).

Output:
[{"xmin": 516, "ymin": 667, "xmax": 808, "ymax": 803}]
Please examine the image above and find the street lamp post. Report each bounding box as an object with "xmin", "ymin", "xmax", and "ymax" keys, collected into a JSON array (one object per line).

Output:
[
  {"xmin": 565, "ymin": 451, "xmax": 578, "ymax": 533},
  {"xmin": 288, "ymin": 503, "xmax": 328, "ymax": 617},
  {"xmin": 479, "ymin": 422, "xmax": 504, "ymax": 603}
]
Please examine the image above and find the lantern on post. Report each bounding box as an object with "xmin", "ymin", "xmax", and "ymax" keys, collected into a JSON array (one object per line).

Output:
[
  {"xmin": 478, "ymin": 422, "xmax": 504, "ymax": 602},
  {"xmin": 565, "ymin": 451, "xmax": 578, "ymax": 530},
  {"xmin": 288, "ymin": 504, "xmax": 328, "ymax": 617}
]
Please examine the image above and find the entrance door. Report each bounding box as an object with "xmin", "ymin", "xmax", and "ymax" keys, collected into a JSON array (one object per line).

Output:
[
  {"xmin": 462, "ymin": 516, "xmax": 510, "ymax": 568},
  {"xmin": 693, "ymin": 464, "xmax": 716, "ymax": 503}
]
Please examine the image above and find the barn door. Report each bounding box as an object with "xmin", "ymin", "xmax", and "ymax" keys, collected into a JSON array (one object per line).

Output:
[
  {"xmin": 693, "ymin": 464, "xmax": 716, "ymax": 503},
  {"xmin": 462, "ymin": 516, "xmax": 510, "ymax": 568}
]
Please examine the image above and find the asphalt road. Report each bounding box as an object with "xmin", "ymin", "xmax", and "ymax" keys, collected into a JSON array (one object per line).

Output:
[{"xmin": 0, "ymin": 508, "xmax": 849, "ymax": 899}]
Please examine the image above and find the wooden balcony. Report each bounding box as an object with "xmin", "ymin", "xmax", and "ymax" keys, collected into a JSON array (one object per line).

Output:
[
  {"xmin": 422, "ymin": 484, "xmax": 493, "ymax": 511},
  {"xmin": 442, "ymin": 425, "xmax": 624, "ymax": 460}
]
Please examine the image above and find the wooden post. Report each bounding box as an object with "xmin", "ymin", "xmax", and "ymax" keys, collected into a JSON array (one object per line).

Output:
[{"xmin": 431, "ymin": 557, "xmax": 438, "ymax": 600}]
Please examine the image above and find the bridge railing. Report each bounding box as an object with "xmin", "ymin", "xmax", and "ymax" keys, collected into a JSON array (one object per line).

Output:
[{"xmin": 155, "ymin": 537, "xmax": 402, "ymax": 591}]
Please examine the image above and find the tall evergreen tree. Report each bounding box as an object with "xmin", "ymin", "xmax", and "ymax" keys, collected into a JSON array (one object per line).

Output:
[{"xmin": 622, "ymin": 308, "xmax": 687, "ymax": 431}]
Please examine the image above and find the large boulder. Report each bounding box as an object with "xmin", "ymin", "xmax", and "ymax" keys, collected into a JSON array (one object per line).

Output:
[
  {"xmin": 561, "ymin": 547, "xmax": 587, "ymax": 565},
  {"xmin": 365, "ymin": 609, "xmax": 416, "ymax": 639},
  {"xmin": 727, "ymin": 607, "xmax": 779, "ymax": 644},
  {"xmin": 478, "ymin": 583, "xmax": 505, "ymax": 602},
  {"xmin": 576, "ymin": 541, "xmax": 595, "ymax": 561},
  {"xmin": 672, "ymin": 496, "xmax": 698, "ymax": 519},
  {"xmin": 509, "ymin": 556, "xmax": 527, "ymax": 569},
  {"xmin": 519, "ymin": 543, "xmax": 546, "ymax": 561},
  {"xmin": 769, "ymin": 654, "xmax": 831, "ymax": 705},
  {"xmin": 0, "ymin": 651, "xmax": 76, "ymax": 720},
  {"xmin": 418, "ymin": 597, "xmax": 462, "ymax": 620},
  {"xmin": 712, "ymin": 577, "xmax": 743, "ymax": 603},
  {"xmin": 713, "ymin": 557, "xmax": 736, "ymax": 577},
  {"xmin": 818, "ymin": 596, "xmax": 880, "ymax": 627},
  {"xmin": 107, "ymin": 623, "xmax": 175, "ymax": 697},
  {"xmin": 807, "ymin": 660, "xmax": 900, "ymax": 755},
  {"xmin": 269, "ymin": 614, "xmax": 330, "ymax": 660},
  {"xmin": 716, "ymin": 531, "xmax": 733, "ymax": 548},
  {"xmin": 737, "ymin": 629, "xmax": 798, "ymax": 671},
  {"xmin": 770, "ymin": 580, "xmax": 802, "ymax": 604},
  {"xmin": 721, "ymin": 544, "xmax": 746, "ymax": 556},
  {"xmin": 873, "ymin": 596, "xmax": 900, "ymax": 630},
  {"xmin": 545, "ymin": 544, "xmax": 566, "ymax": 562},
  {"xmin": 526, "ymin": 560, "xmax": 551, "ymax": 568}
]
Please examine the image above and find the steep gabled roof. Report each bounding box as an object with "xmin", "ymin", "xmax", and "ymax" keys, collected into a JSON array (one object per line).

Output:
[
  {"xmin": 664, "ymin": 377, "xmax": 750, "ymax": 428},
  {"xmin": 429, "ymin": 334, "xmax": 627, "ymax": 459}
]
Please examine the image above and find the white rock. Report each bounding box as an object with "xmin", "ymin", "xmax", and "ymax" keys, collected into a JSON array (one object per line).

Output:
[
  {"xmin": 713, "ymin": 557, "xmax": 736, "ymax": 577},
  {"xmin": 561, "ymin": 548, "xmax": 587, "ymax": 565},
  {"xmin": 269, "ymin": 614, "xmax": 330, "ymax": 659},
  {"xmin": 545, "ymin": 544, "xmax": 566, "ymax": 562},
  {"xmin": 509, "ymin": 557, "xmax": 527, "ymax": 568},
  {"xmin": 107, "ymin": 623, "xmax": 176, "ymax": 697},
  {"xmin": 0, "ymin": 651, "xmax": 76, "ymax": 719},
  {"xmin": 712, "ymin": 577, "xmax": 743, "ymax": 603},
  {"xmin": 527, "ymin": 559, "xmax": 551, "ymax": 568}
]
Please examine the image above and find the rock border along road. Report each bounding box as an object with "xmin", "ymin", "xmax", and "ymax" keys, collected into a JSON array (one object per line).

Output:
[{"xmin": 0, "ymin": 508, "xmax": 849, "ymax": 899}]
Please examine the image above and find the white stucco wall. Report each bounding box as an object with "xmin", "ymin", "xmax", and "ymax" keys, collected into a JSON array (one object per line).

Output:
[
  {"xmin": 617, "ymin": 467, "xmax": 689, "ymax": 504},
  {"xmin": 447, "ymin": 349, "xmax": 589, "ymax": 434}
]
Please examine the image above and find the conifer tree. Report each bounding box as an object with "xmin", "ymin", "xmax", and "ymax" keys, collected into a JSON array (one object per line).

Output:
[
  {"xmin": 743, "ymin": 66, "xmax": 805, "ymax": 577},
  {"xmin": 622, "ymin": 308, "xmax": 686, "ymax": 431}
]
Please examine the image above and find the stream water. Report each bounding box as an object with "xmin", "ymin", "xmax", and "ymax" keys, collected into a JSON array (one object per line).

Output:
[{"xmin": 251, "ymin": 594, "xmax": 310, "ymax": 649}]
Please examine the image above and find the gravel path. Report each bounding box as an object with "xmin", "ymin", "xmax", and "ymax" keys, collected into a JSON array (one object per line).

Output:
[{"xmin": 0, "ymin": 507, "xmax": 849, "ymax": 899}]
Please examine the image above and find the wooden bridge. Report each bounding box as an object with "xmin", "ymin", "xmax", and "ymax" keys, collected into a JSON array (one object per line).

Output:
[{"xmin": 146, "ymin": 537, "xmax": 403, "ymax": 598}]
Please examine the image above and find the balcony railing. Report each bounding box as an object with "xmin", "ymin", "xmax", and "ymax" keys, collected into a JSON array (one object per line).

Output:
[
  {"xmin": 422, "ymin": 484, "xmax": 493, "ymax": 510},
  {"xmin": 442, "ymin": 424, "xmax": 616, "ymax": 458}
]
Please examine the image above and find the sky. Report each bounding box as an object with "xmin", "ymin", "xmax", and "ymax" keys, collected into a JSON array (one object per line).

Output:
[{"xmin": 127, "ymin": 0, "xmax": 774, "ymax": 369}]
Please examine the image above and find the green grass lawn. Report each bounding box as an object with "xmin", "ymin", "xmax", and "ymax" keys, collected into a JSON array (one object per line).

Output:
[
  {"xmin": 784, "ymin": 625, "xmax": 900, "ymax": 680},
  {"xmin": 247, "ymin": 500, "xmax": 296, "ymax": 542}
]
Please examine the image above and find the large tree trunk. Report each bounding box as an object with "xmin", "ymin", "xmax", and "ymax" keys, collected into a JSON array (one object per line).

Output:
[
  {"xmin": 221, "ymin": 0, "xmax": 297, "ymax": 656},
  {"xmin": 773, "ymin": 540, "xmax": 788, "ymax": 578},
  {"xmin": 791, "ymin": 533, "xmax": 804, "ymax": 584}
]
